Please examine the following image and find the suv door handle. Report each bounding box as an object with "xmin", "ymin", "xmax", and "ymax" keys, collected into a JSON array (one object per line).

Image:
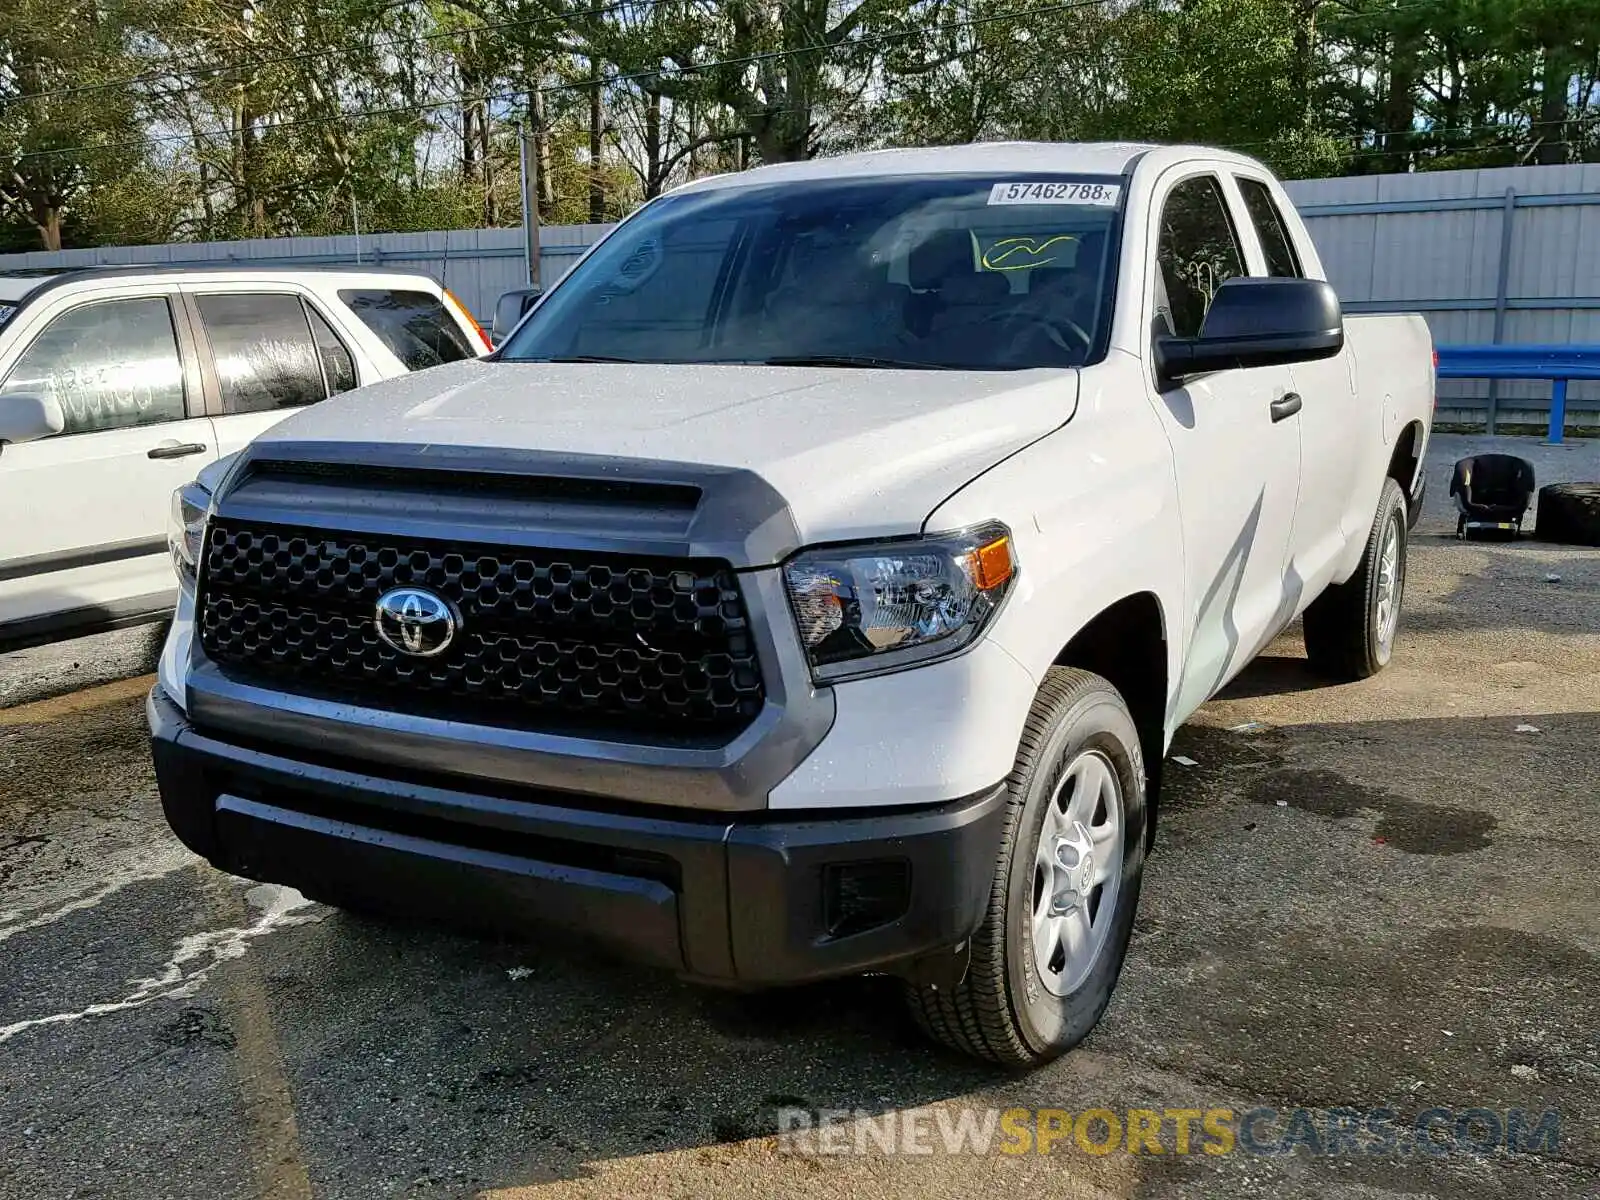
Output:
[
  {"xmin": 1270, "ymin": 392, "xmax": 1303, "ymax": 423},
  {"xmin": 148, "ymin": 441, "xmax": 209, "ymax": 460}
]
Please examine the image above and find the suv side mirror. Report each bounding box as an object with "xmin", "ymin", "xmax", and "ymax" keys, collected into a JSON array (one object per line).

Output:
[
  {"xmin": 491, "ymin": 286, "xmax": 542, "ymax": 346},
  {"xmin": 0, "ymin": 392, "xmax": 66, "ymax": 445},
  {"xmin": 1155, "ymin": 277, "xmax": 1343, "ymax": 381}
]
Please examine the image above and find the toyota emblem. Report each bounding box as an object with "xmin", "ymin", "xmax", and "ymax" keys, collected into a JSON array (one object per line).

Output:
[{"xmin": 374, "ymin": 587, "xmax": 457, "ymax": 657}]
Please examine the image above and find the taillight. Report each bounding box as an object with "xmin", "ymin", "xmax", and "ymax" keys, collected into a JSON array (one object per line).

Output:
[{"xmin": 445, "ymin": 288, "xmax": 492, "ymax": 352}]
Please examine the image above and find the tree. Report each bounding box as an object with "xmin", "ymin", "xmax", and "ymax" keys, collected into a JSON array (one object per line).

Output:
[
  {"xmin": 0, "ymin": 0, "xmax": 148, "ymax": 249},
  {"xmin": 3, "ymin": 0, "xmax": 1600, "ymax": 253}
]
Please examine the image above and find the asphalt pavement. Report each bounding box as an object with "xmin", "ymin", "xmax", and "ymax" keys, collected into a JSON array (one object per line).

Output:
[{"xmin": 1, "ymin": 433, "xmax": 1596, "ymax": 1199}]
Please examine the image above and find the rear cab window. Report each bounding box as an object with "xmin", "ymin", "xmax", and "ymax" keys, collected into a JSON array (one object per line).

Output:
[{"xmin": 339, "ymin": 289, "xmax": 478, "ymax": 370}]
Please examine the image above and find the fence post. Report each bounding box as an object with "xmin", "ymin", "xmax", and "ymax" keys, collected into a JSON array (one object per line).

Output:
[
  {"xmin": 1485, "ymin": 186, "xmax": 1516, "ymax": 435},
  {"xmin": 1547, "ymin": 379, "xmax": 1567, "ymax": 445}
]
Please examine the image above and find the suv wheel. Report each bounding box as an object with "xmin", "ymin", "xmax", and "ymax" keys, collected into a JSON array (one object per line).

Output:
[
  {"xmin": 1303, "ymin": 476, "xmax": 1408, "ymax": 680},
  {"xmin": 906, "ymin": 667, "xmax": 1146, "ymax": 1066}
]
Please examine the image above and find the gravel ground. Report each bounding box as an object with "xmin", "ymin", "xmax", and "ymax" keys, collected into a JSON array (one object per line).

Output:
[{"xmin": 0, "ymin": 433, "xmax": 1596, "ymax": 1200}]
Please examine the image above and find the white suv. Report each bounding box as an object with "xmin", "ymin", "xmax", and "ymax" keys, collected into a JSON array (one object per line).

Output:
[{"xmin": 0, "ymin": 267, "xmax": 488, "ymax": 650}]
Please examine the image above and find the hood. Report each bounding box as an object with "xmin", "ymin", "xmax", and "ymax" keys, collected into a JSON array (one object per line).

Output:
[{"xmin": 257, "ymin": 359, "xmax": 1078, "ymax": 546}]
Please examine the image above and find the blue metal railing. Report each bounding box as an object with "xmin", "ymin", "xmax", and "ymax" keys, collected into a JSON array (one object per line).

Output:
[{"xmin": 1434, "ymin": 344, "xmax": 1600, "ymax": 443}]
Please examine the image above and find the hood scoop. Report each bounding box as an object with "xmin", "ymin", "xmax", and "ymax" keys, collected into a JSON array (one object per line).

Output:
[{"xmin": 213, "ymin": 441, "xmax": 797, "ymax": 565}]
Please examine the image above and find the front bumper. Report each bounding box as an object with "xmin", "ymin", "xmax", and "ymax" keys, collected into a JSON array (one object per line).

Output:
[{"xmin": 149, "ymin": 686, "xmax": 1007, "ymax": 986}]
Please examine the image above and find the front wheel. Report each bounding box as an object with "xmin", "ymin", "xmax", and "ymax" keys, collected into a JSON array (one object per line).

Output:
[
  {"xmin": 905, "ymin": 667, "xmax": 1146, "ymax": 1067},
  {"xmin": 1303, "ymin": 476, "xmax": 1409, "ymax": 680}
]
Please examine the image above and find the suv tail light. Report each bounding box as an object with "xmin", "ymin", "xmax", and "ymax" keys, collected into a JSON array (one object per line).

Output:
[{"xmin": 444, "ymin": 288, "xmax": 493, "ymax": 353}]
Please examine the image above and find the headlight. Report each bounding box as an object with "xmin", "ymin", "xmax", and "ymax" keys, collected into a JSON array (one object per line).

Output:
[
  {"xmin": 169, "ymin": 481, "xmax": 211, "ymax": 592},
  {"xmin": 783, "ymin": 522, "xmax": 1016, "ymax": 682}
]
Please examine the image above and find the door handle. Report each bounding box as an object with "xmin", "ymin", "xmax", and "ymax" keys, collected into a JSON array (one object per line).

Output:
[
  {"xmin": 1269, "ymin": 392, "xmax": 1303, "ymax": 423},
  {"xmin": 147, "ymin": 441, "xmax": 209, "ymax": 460}
]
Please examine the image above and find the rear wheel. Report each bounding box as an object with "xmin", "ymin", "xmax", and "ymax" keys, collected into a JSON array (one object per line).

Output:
[
  {"xmin": 1303, "ymin": 477, "xmax": 1408, "ymax": 680},
  {"xmin": 905, "ymin": 667, "xmax": 1145, "ymax": 1067}
]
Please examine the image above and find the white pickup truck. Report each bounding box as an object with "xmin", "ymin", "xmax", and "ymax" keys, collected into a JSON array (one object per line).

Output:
[{"xmin": 149, "ymin": 143, "xmax": 1433, "ymax": 1066}]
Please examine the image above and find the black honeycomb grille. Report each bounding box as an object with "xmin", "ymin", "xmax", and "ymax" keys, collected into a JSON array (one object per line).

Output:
[{"xmin": 197, "ymin": 518, "xmax": 765, "ymax": 736}]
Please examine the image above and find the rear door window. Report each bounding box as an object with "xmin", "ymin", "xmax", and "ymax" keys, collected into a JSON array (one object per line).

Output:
[
  {"xmin": 1, "ymin": 296, "xmax": 187, "ymax": 434},
  {"xmin": 1236, "ymin": 178, "xmax": 1303, "ymax": 278},
  {"xmin": 338, "ymin": 289, "xmax": 476, "ymax": 370},
  {"xmin": 194, "ymin": 293, "xmax": 328, "ymax": 413}
]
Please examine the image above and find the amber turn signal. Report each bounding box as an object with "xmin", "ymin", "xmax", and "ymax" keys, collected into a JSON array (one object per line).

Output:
[{"xmin": 970, "ymin": 535, "xmax": 1014, "ymax": 591}]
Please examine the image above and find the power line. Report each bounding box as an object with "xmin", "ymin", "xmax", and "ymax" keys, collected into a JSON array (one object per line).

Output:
[{"xmin": 1224, "ymin": 110, "xmax": 1600, "ymax": 153}]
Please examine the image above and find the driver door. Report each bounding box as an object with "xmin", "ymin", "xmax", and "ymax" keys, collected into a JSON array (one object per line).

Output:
[{"xmin": 1142, "ymin": 170, "xmax": 1304, "ymax": 718}]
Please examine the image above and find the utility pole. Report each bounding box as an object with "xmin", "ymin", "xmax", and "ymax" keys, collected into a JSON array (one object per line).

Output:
[{"xmin": 518, "ymin": 122, "xmax": 541, "ymax": 288}]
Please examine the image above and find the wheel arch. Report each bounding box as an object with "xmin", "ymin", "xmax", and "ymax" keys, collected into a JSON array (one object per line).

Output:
[
  {"xmin": 1389, "ymin": 420, "xmax": 1426, "ymax": 509},
  {"xmin": 1050, "ymin": 591, "xmax": 1169, "ymax": 852}
]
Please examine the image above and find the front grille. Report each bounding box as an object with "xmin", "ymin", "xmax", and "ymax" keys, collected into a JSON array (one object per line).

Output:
[{"xmin": 197, "ymin": 518, "xmax": 765, "ymax": 737}]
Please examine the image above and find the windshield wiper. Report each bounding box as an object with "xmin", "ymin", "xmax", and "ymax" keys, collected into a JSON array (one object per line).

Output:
[
  {"xmin": 762, "ymin": 354, "xmax": 949, "ymax": 370},
  {"xmin": 533, "ymin": 354, "xmax": 644, "ymax": 364}
]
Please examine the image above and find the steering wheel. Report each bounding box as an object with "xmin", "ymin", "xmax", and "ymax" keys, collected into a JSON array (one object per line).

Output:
[{"xmin": 976, "ymin": 310, "xmax": 1094, "ymax": 357}]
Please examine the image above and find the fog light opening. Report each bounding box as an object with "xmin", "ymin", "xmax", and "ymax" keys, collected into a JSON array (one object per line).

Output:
[{"xmin": 823, "ymin": 859, "xmax": 912, "ymax": 939}]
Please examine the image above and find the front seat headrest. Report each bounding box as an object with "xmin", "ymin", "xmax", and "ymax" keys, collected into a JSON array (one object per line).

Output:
[{"xmin": 907, "ymin": 229, "xmax": 977, "ymax": 291}]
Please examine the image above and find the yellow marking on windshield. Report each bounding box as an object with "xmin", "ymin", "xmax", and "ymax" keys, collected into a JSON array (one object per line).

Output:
[{"xmin": 981, "ymin": 235, "xmax": 1079, "ymax": 271}]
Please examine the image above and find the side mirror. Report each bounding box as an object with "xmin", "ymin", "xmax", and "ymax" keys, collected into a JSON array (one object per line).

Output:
[
  {"xmin": 491, "ymin": 286, "xmax": 542, "ymax": 346},
  {"xmin": 1155, "ymin": 277, "xmax": 1343, "ymax": 381},
  {"xmin": 0, "ymin": 392, "xmax": 65, "ymax": 445}
]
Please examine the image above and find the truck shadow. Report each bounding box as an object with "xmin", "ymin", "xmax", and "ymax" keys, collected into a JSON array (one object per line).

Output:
[{"xmin": 1210, "ymin": 648, "xmax": 1323, "ymax": 699}]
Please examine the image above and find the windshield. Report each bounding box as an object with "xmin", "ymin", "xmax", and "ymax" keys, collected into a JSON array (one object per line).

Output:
[{"xmin": 500, "ymin": 174, "xmax": 1124, "ymax": 370}]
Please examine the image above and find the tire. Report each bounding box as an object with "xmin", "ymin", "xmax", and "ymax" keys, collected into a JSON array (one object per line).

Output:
[
  {"xmin": 1535, "ymin": 482, "xmax": 1600, "ymax": 547},
  {"xmin": 905, "ymin": 667, "xmax": 1146, "ymax": 1067},
  {"xmin": 1303, "ymin": 477, "xmax": 1408, "ymax": 680}
]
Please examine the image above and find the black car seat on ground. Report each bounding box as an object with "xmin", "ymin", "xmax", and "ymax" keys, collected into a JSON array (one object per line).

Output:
[
  {"xmin": 1534, "ymin": 482, "xmax": 1600, "ymax": 546},
  {"xmin": 1449, "ymin": 454, "xmax": 1536, "ymax": 539}
]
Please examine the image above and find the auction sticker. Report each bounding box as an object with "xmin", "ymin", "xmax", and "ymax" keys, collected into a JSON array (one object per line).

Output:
[{"xmin": 988, "ymin": 182, "xmax": 1121, "ymax": 206}]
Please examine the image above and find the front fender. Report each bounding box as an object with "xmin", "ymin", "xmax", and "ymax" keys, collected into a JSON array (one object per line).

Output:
[{"xmin": 926, "ymin": 356, "xmax": 1186, "ymax": 736}]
